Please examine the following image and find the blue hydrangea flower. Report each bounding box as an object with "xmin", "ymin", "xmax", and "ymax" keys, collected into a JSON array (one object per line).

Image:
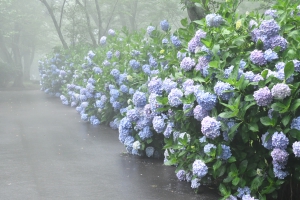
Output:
[
  {"xmin": 264, "ymin": 49, "xmax": 278, "ymax": 62},
  {"xmin": 162, "ymin": 78, "xmax": 177, "ymax": 94},
  {"xmin": 142, "ymin": 64, "xmax": 151, "ymax": 75},
  {"xmin": 90, "ymin": 116, "xmax": 100, "ymax": 125},
  {"xmin": 272, "ymin": 131, "xmax": 289, "ymax": 149},
  {"xmin": 108, "ymin": 29, "xmax": 115, "ymax": 36},
  {"xmin": 214, "ymin": 81, "xmax": 234, "ymax": 101},
  {"xmin": 138, "ymin": 126, "xmax": 153, "ymax": 140},
  {"xmin": 171, "ymin": 35, "xmax": 181, "ymax": 48},
  {"xmin": 250, "ymin": 50, "xmax": 267, "ymax": 66},
  {"xmin": 109, "ymin": 89, "xmax": 119, "ymax": 99},
  {"xmin": 271, "ymin": 83, "xmax": 291, "ymax": 99},
  {"xmin": 81, "ymin": 113, "xmax": 88, "ymax": 121},
  {"xmin": 291, "ymin": 116, "xmax": 300, "ymax": 130},
  {"xmin": 145, "ymin": 146, "xmax": 155, "ymax": 157},
  {"xmin": 201, "ymin": 116, "xmax": 221, "ymax": 139},
  {"xmin": 132, "ymin": 91, "xmax": 147, "ymax": 108},
  {"xmin": 120, "ymin": 85, "xmax": 128, "ymax": 93},
  {"xmin": 237, "ymin": 187, "xmax": 251, "ymax": 198},
  {"xmin": 177, "ymin": 51, "xmax": 186, "ymax": 61},
  {"xmin": 195, "ymin": 56, "xmax": 210, "ymax": 72},
  {"xmin": 160, "ymin": 20, "xmax": 169, "ymax": 31},
  {"xmin": 106, "ymin": 51, "xmax": 113, "ymax": 59},
  {"xmin": 243, "ymin": 71, "xmax": 255, "ymax": 81},
  {"xmin": 188, "ymin": 37, "xmax": 200, "ymax": 53},
  {"xmin": 195, "ymin": 29, "xmax": 206, "ymax": 40},
  {"xmin": 149, "ymin": 93, "xmax": 162, "ymax": 114},
  {"xmin": 131, "ymin": 50, "xmax": 140, "ymax": 57},
  {"xmin": 99, "ymin": 36, "xmax": 106, "ymax": 45},
  {"xmin": 275, "ymin": 62, "xmax": 285, "ymax": 70},
  {"xmin": 148, "ymin": 77, "xmax": 163, "ymax": 94},
  {"xmin": 253, "ymin": 86, "xmax": 273, "ymax": 106},
  {"xmin": 180, "ymin": 57, "xmax": 196, "ymax": 71},
  {"xmin": 168, "ymin": 88, "xmax": 183, "ymax": 107},
  {"xmin": 163, "ymin": 122, "xmax": 174, "ymax": 138},
  {"xmin": 196, "ymin": 92, "xmax": 217, "ymax": 111},
  {"xmin": 204, "ymin": 143, "xmax": 216, "ymax": 155},
  {"xmin": 88, "ymin": 50, "xmax": 95, "ymax": 59},
  {"xmin": 126, "ymin": 109, "xmax": 139, "ymax": 122},
  {"xmin": 176, "ymin": 170, "xmax": 186, "ymax": 181},
  {"xmin": 269, "ymin": 35, "xmax": 288, "ymax": 51},
  {"xmin": 240, "ymin": 60, "xmax": 247, "ymax": 69},
  {"xmin": 220, "ymin": 144, "xmax": 232, "ymax": 160},
  {"xmin": 261, "ymin": 132, "xmax": 272, "ymax": 150},
  {"xmin": 292, "ymin": 141, "xmax": 300, "ymax": 157},
  {"xmin": 115, "ymin": 50, "xmax": 120, "ymax": 58},
  {"xmin": 273, "ymin": 167, "xmax": 288, "ymax": 179},
  {"xmin": 249, "ymin": 19, "xmax": 258, "ymax": 29},
  {"xmin": 192, "ymin": 159, "xmax": 208, "ymax": 178},
  {"xmin": 293, "ymin": 60, "xmax": 300, "ymax": 72},
  {"xmin": 205, "ymin": 13, "xmax": 224, "ymax": 27},
  {"xmin": 147, "ymin": 26, "xmax": 155, "ymax": 36},
  {"xmin": 129, "ymin": 59, "xmax": 140, "ymax": 70},
  {"xmin": 191, "ymin": 178, "xmax": 200, "ymax": 189},
  {"xmin": 152, "ymin": 116, "xmax": 165, "ymax": 133},
  {"xmin": 193, "ymin": 105, "xmax": 209, "ymax": 121}
]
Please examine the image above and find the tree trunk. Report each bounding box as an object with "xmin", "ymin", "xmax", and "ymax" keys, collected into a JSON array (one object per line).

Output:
[
  {"xmin": 128, "ymin": 0, "xmax": 138, "ymax": 32},
  {"xmin": 40, "ymin": 0, "xmax": 68, "ymax": 49},
  {"xmin": 76, "ymin": 0, "xmax": 97, "ymax": 46},
  {"xmin": 94, "ymin": 0, "xmax": 103, "ymax": 42},
  {"xmin": 0, "ymin": 35, "xmax": 14, "ymax": 64},
  {"xmin": 12, "ymin": 22, "xmax": 24, "ymax": 88}
]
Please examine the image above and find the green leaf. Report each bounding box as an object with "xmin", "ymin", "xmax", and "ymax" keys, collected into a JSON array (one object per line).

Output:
[
  {"xmin": 228, "ymin": 122, "xmax": 241, "ymax": 140},
  {"xmin": 223, "ymin": 176, "xmax": 233, "ymax": 183},
  {"xmin": 284, "ymin": 61, "xmax": 294, "ymax": 80},
  {"xmin": 290, "ymin": 99, "xmax": 300, "ymax": 111},
  {"xmin": 219, "ymin": 183, "xmax": 230, "ymax": 196},
  {"xmin": 228, "ymin": 156, "xmax": 236, "ymax": 163},
  {"xmin": 219, "ymin": 111, "xmax": 237, "ymax": 119},
  {"xmin": 232, "ymin": 177, "xmax": 240, "ymax": 186},
  {"xmin": 289, "ymin": 129, "xmax": 300, "ymax": 140},
  {"xmin": 180, "ymin": 18, "xmax": 188, "ymax": 27},
  {"xmin": 282, "ymin": 115, "xmax": 291, "ymax": 127},
  {"xmin": 260, "ymin": 116, "xmax": 276, "ymax": 127},
  {"xmin": 239, "ymin": 160, "xmax": 248, "ymax": 174},
  {"xmin": 244, "ymin": 94, "xmax": 254, "ymax": 101},
  {"xmin": 248, "ymin": 123, "xmax": 259, "ymax": 132},
  {"xmin": 213, "ymin": 160, "xmax": 222, "ymax": 171},
  {"xmin": 251, "ymin": 176, "xmax": 264, "ymax": 191},
  {"xmin": 230, "ymin": 163, "xmax": 238, "ymax": 173}
]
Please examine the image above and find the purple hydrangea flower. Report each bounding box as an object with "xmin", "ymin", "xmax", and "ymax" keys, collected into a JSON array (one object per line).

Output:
[
  {"xmin": 195, "ymin": 56, "xmax": 210, "ymax": 72},
  {"xmin": 264, "ymin": 9, "xmax": 278, "ymax": 18},
  {"xmin": 152, "ymin": 116, "xmax": 166, "ymax": 133},
  {"xmin": 292, "ymin": 141, "xmax": 300, "ymax": 157},
  {"xmin": 180, "ymin": 57, "xmax": 195, "ymax": 71},
  {"xmin": 195, "ymin": 29, "xmax": 206, "ymax": 40},
  {"xmin": 273, "ymin": 167, "xmax": 288, "ymax": 179},
  {"xmin": 142, "ymin": 64, "xmax": 151, "ymax": 75},
  {"xmin": 108, "ymin": 29, "xmax": 115, "ymax": 36},
  {"xmin": 253, "ymin": 87, "xmax": 273, "ymax": 106},
  {"xmin": 206, "ymin": 13, "xmax": 224, "ymax": 27},
  {"xmin": 272, "ymin": 132, "xmax": 289, "ymax": 149},
  {"xmin": 149, "ymin": 56, "xmax": 157, "ymax": 67},
  {"xmin": 193, "ymin": 105, "xmax": 209, "ymax": 121},
  {"xmin": 120, "ymin": 85, "xmax": 128, "ymax": 93},
  {"xmin": 191, "ymin": 178, "xmax": 200, "ymax": 189},
  {"xmin": 269, "ymin": 35, "xmax": 288, "ymax": 51},
  {"xmin": 214, "ymin": 81, "xmax": 234, "ymax": 101},
  {"xmin": 132, "ymin": 91, "xmax": 147, "ymax": 108},
  {"xmin": 168, "ymin": 88, "xmax": 183, "ymax": 107},
  {"xmin": 163, "ymin": 122, "xmax": 174, "ymax": 138},
  {"xmin": 249, "ymin": 20, "xmax": 258, "ymax": 29},
  {"xmin": 293, "ymin": 60, "xmax": 300, "ymax": 72},
  {"xmin": 259, "ymin": 19, "xmax": 280, "ymax": 38},
  {"xmin": 201, "ymin": 116, "xmax": 221, "ymax": 139},
  {"xmin": 162, "ymin": 78, "xmax": 177, "ymax": 93},
  {"xmin": 99, "ymin": 36, "xmax": 106, "ymax": 45},
  {"xmin": 160, "ymin": 20, "xmax": 169, "ymax": 31},
  {"xmin": 250, "ymin": 50, "xmax": 267, "ymax": 66},
  {"xmin": 275, "ymin": 62, "xmax": 285, "ymax": 70},
  {"xmin": 192, "ymin": 159, "xmax": 208, "ymax": 178},
  {"xmin": 271, "ymin": 83, "xmax": 291, "ymax": 99},
  {"xmin": 176, "ymin": 170, "xmax": 186, "ymax": 181},
  {"xmin": 271, "ymin": 148, "xmax": 289, "ymax": 164},
  {"xmin": 243, "ymin": 71, "xmax": 255, "ymax": 81},
  {"xmin": 126, "ymin": 109, "xmax": 139, "ymax": 122}
]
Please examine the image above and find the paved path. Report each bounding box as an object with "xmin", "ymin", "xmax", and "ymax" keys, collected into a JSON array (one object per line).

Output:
[{"xmin": 0, "ymin": 89, "xmax": 219, "ymax": 200}]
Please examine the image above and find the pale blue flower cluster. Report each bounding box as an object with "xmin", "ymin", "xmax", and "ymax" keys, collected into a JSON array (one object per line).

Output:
[
  {"xmin": 138, "ymin": 126, "xmax": 153, "ymax": 140},
  {"xmin": 196, "ymin": 92, "xmax": 217, "ymax": 111},
  {"xmin": 201, "ymin": 116, "xmax": 221, "ymax": 139},
  {"xmin": 192, "ymin": 159, "xmax": 208, "ymax": 178},
  {"xmin": 272, "ymin": 132, "xmax": 289, "ymax": 149},
  {"xmin": 204, "ymin": 143, "xmax": 216, "ymax": 155},
  {"xmin": 250, "ymin": 50, "xmax": 267, "ymax": 66},
  {"xmin": 152, "ymin": 116, "xmax": 165, "ymax": 133},
  {"xmin": 162, "ymin": 78, "xmax": 177, "ymax": 94},
  {"xmin": 292, "ymin": 141, "xmax": 300, "ymax": 157},
  {"xmin": 145, "ymin": 146, "xmax": 155, "ymax": 157},
  {"xmin": 214, "ymin": 81, "xmax": 234, "ymax": 101},
  {"xmin": 253, "ymin": 86, "xmax": 273, "ymax": 106},
  {"xmin": 129, "ymin": 59, "xmax": 140, "ymax": 70},
  {"xmin": 205, "ymin": 13, "xmax": 224, "ymax": 27},
  {"xmin": 160, "ymin": 20, "xmax": 169, "ymax": 32},
  {"xmin": 148, "ymin": 77, "xmax": 163, "ymax": 94},
  {"xmin": 132, "ymin": 91, "xmax": 147, "ymax": 108},
  {"xmin": 193, "ymin": 105, "xmax": 209, "ymax": 121},
  {"xmin": 176, "ymin": 170, "xmax": 186, "ymax": 181},
  {"xmin": 261, "ymin": 132, "xmax": 272, "ymax": 150},
  {"xmin": 220, "ymin": 144, "xmax": 232, "ymax": 160},
  {"xmin": 237, "ymin": 186, "xmax": 251, "ymax": 198},
  {"xmin": 147, "ymin": 26, "xmax": 155, "ymax": 36},
  {"xmin": 170, "ymin": 35, "xmax": 181, "ymax": 48},
  {"xmin": 271, "ymin": 83, "xmax": 291, "ymax": 99},
  {"xmin": 180, "ymin": 57, "xmax": 196, "ymax": 72},
  {"xmin": 291, "ymin": 116, "xmax": 300, "ymax": 130},
  {"xmin": 168, "ymin": 88, "xmax": 183, "ymax": 107}
]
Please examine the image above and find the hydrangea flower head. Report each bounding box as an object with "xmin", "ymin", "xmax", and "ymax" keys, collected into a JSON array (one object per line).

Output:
[
  {"xmin": 152, "ymin": 116, "xmax": 166, "ymax": 133},
  {"xmin": 132, "ymin": 91, "xmax": 147, "ymax": 108},
  {"xmin": 250, "ymin": 50, "xmax": 267, "ymax": 66},
  {"xmin": 108, "ymin": 29, "xmax": 115, "ymax": 36},
  {"xmin": 271, "ymin": 148, "xmax": 289, "ymax": 164},
  {"xmin": 214, "ymin": 81, "xmax": 234, "ymax": 101},
  {"xmin": 253, "ymin": 86, "xmax": 272, "ymax": 106},
  {"xmin": 160, "ymin": 20, "xmax": 169, "ymax": 31},
  {"xmin": 205, "ymin": 13, "xmax": 224, "ymax": 27},
  {"xmin": 292, "ymin": 141, "xmax": 300, "ymax": 157},
  {"xmin": 291, "ymin": 116, "xmax": 300, "ymax": 130},
  {"xmin": 129, "ymin": 59, "xmax": 140, "ymax": 70},
  {"xmin": 261, "ymin": 132, "xmax": 272, "ymax": 150},
  {"xmin": 145, "ymin": 146, "xmax": 155, "ymax": 157},
  {"xmin": 180, "ymin": 57, "xmax": 196, "ymax": 71},
  {"xmin": 193, "ymin": 105, "xmax": 209, "ymax": 121},
  {"xmin": 204, "ymin": 143, "xmax": 216, "ymax": 155},
  {"xmin": 162, "ymin": 78, "xmax": 177, "ymax": 94},
  {"xmin": 264, "ymin": 9, "xmax": 278, "ymax": 18},
  {"xmin": 237, "ymin": 187, "xmax": 251, "ymax": 198},
  {"xmin": 201, "ymin": 116, "xmax": 221, "ymax": 139},
  {"xmin": 269, "ymin": 35, "xmax": 288, "ymax": 51},
  {"xmin": 147, "ymin": 26, "xmax": 155, "ymax": 36},
  {"xmin": 196, "ymin": 92, "xmax": 217, "ymax": 111},
  {"xmin": 271, "ymin": 83, "xmax": 291, "ymax": 99},
  {"xmin": 220, "ymin": 144, "xmax": 232, "ymax": 160},
  {"xmin": 264, "ymin": 49, "xmax": 278, "ymax": 62},
  {"xmin": 192, "ymin": 159, "xmax": 208, "ymax": 178},
  {"xmin": 138, "ymin": 126, "xmax": 153, "ymax": 140},
  {"xmin": 99, "ymin": 36, "xmax": 107, "ymax": 45},
  {"xmin": 170, "ymin": 35, "xmax": 181, "ymax": 48},
  {"xmin": 168, "ymin": 88, "xmax": 183, "ymax": 107},
  {"xmin": 259, "ymin": 19, "xmax": 280, "ymax": 38},
  {"xmin": 272, "ymin": 131, "xmax": 289, "ymax": 149},
  {"xmin": 176, "ymin": 170, "xmax": 186, "ymax": 181}
]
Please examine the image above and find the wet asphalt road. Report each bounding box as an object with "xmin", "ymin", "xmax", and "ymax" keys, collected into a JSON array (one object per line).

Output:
[{"xmin": 0, "ymin": 89, "xmax": 219, "ymax": 200}]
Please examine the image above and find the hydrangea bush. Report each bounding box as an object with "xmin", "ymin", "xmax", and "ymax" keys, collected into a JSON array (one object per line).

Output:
[{"xmin": 39, "ymin": 0, "xmax": 300, "ymax": 199}]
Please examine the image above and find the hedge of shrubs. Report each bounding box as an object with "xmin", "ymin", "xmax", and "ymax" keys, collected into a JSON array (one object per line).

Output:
[{"xmin": 39, "ymin": 0, "xmax": 300, "ymax": 199}]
